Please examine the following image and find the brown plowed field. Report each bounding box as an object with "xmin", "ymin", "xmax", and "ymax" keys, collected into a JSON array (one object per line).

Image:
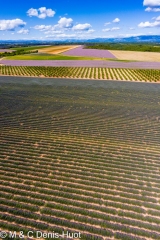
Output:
[{"xmin": 38, "ymin": 45, "xmax": 79, "ymax": 54}]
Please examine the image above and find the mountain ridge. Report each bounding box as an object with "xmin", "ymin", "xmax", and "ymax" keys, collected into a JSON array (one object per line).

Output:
[{"xmin": 0, "ymin": 35, "xmax": 160, "ymax": 46}]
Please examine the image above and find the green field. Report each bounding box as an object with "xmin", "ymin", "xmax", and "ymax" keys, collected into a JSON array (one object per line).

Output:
[
  {"xmin": 5, "ymin": 54, "xmax": 100, "ymax": 60},
  {"xmin": 0, "ymin": 77, "xmax": 160, "ymax": 240},
  {"xmin": 5, "ymin": 54, "xmax": 131, "ymax": 61},
  {"xmin": 11, "ymin": 45, "xmax": 52, "ymax": 51},
  {"xmin": 85, "ymin": 43, "xmax": 160, "ymax": 52}
]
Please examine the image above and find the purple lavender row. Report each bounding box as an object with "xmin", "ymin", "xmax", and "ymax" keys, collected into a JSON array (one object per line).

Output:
[
  {"xmin": 63, "ymin": 45, "xmax": 116, "ymax": 59},
  {"xmin": 0, "ymin": 49, "xmax": 14, "ymax": 52},
  {"xmin": 1, "ymin": 60, "xmax": 160, "ymax": 69}
]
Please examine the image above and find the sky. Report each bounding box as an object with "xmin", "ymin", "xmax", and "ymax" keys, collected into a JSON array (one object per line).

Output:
[{"xmin": 1, "ymin": 0, "xmax": 160, "ymax": 40}]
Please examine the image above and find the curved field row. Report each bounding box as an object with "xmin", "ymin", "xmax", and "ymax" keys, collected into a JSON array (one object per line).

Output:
[
  {"xmin": 0, "ymin": 77, "xmax": 160, "ymax": 240},
  {"xmin": 0, "ymin": 66, "xmax": 160, "ymax": 82}
]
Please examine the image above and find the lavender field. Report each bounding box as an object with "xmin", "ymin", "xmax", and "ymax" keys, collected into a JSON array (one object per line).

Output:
[
  {"xmin": 63, "ymin": 45, "xmax": 116, "ymax": 58},
  {"xmin": 0, "ymin": 76, "xmax": 160, "ymax": 240},
  {"xmin": 1, "ymin": 59, "xmax": 160, "ymax": 69},
  {"xmin": 0, "ymin": 49, "xmax": 14, "ymax": 52}
]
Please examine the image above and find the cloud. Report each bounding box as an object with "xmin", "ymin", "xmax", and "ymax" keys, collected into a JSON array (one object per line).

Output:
[
  {"xmin": 145, "ymin": 7, "xmax": 160, "ymax": 11},
  {"xmin": 0, "ymin": 19, "xmax": 26, "ymax": 31},
  {"xmin": 17, "ymin": 29, "xmax": 29, "ymax": 34},
  {"xmin": 102, "ymin": 27, "xmax": 120, "ymax": 32},
  {"xmin": 33, "ymin": 18, "xmax": 93, "ymax": 36},
  {"xmin": 56, "ymin": 33, "xmax": 76, "ymax": 38},
  {"xmin": 112, "ymin": 27, "xmax": 120, "ymax": 30},
  {"xmin": 57, "ymin": 17, "xmax": 73, "ymax": 28},
  {"xmin": 38, "ymin": 7, "xmax": 55, "ymax": 19},
  {"xmin": 118, "ymin": 33, "xmax": 144, "ymax": 38},
  {"xmin": 138, "ymin": 20, "xmax": 160, "ymax": 27},
  {"xmin": 44, "ymin": 30, "xmax": 63, "ymax": 34},
  {"xmin": 143, "ymin": 0, "xmax": 160, "ymax": 7},
  {"xmin": 34, "ymin": 17, "xmax": 73, "ymax": 34},
  {"xmin": 129, "ymin": 27, "xmax": 135, "ymax": 30},
  {"xmin": 104, "ymin": 22, "xmax": 111, "ymax": 26},
  {"xmin": 142, "ymin": 2, "xmax": 160, "ymax": 27},
  {"xmin": 87, "ymin": 29, "xmax": 95, "ymax": 33},
  {"xmin": 34, "ymin": 25, "xmax": 52, "ymax": 31},
  {"xmin": 27, "ymin": 7, "xmax": 55, "ymax": 19},
  {"xmin": 72, "ymin": 23, "xmax": 92, "ymax": 31},
  {"xmin": 27, "ymin": 8, "xmax": 38, "ymax": 17},
  {"xmin": 102, "ymin": 28, "xmax": 110, "ymax": 32},
  {"xmin": 46, "ymin": 33, "xmax": 76, "ymax": 38},
  {"xmin": 113, "ymin": 18, "xmax": 120, "ymax": 23}
]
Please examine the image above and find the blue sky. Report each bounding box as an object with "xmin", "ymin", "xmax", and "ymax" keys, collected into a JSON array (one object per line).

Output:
[{"xmin": 1, "ymin": 0, "xmax": 160, "ymax": 40}]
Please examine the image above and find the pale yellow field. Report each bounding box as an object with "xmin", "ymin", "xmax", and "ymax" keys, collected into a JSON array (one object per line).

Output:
[
  {"xmin": 38, "ymin": 45, "xmax": 79, "ymax": 54},
  {"xmin": 109, "ymin": 50, "xmax": 160, "ymax": 62}
]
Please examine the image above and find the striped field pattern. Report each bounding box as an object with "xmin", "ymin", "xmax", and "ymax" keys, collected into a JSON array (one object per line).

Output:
[
  {"xmin": 0, "ymin": 77, "xmax": 160, "ymax": 240},
  {"xmin": 0, "ymin": 66, "xmax": 160, "ymax": 82}
]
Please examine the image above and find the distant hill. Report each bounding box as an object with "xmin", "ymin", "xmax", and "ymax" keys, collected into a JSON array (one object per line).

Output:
[
  {"xmin": 85, "ymin": 35, "xmax": 160, "ymax": 43},
  {"xmin": 0, "ymin": 35, "xmax": 160, "ymax": 47}
]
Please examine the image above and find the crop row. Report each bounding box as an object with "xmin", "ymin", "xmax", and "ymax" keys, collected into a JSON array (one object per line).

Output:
[
  {"xmin": 0, "ymin": 209, "xmax": 160, "ymax": 240},
  {"xmin": 0, "ymin": 145, "xmax": 159, "ymax": 185},
  {"xmin": 1, "ymin": 192, "xmax": 160, "ymax": 230},
  {"xmin": 0, "ymin": 66, "xmax": 160, "ymax": 82},
  {"xmin": 0, "ymin": 160, "xmax": 159, "ymax": 202},
  {"xmin": 0, "ymin": 79, "xmax": 160, "ymax": 239}
]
